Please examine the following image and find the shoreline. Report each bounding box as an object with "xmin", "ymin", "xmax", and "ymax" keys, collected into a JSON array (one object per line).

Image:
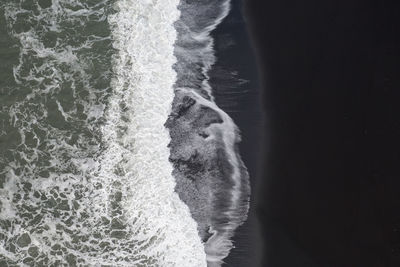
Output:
[{"xmin": 208, "ymin": 0, "xmax": 264, "ymax": 266}]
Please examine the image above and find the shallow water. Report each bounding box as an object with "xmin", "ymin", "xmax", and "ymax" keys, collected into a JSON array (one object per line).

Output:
[{"xmin": 0, "ymin": 1, "xmax": 249, "ymax": 266}]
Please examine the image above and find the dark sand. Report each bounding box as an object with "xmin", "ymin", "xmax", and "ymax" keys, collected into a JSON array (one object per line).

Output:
[
  {"xmin": 243, "ymin": 0, "xmax": 398, "ymax": 266},
  {"xmin": 209, "ymin": 0, "xmax": 264, "ymax": 266}
]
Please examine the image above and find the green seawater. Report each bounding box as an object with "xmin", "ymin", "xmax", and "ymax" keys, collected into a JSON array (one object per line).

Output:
[
  {"xmin": 0, "ymin": 0, "xmax": 210, "ymax": 266},
  {"xmin": 0, "ymin": 1, "xmax": 134, "ymax": 265}
]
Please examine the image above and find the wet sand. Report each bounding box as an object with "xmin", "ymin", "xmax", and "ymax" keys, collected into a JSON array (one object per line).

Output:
[{"xmin": 208, "ymin": 0, "xmax": 264, "ymax": 266}]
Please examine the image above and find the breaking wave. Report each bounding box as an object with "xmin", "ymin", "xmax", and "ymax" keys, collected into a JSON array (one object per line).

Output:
[
  {"xmin": 0, "ymin": 0, "xmax": 249, "ymax": 266},
  {"xmin": 0, "ymin": 0, "xmax": 206, "ymax": 265}
]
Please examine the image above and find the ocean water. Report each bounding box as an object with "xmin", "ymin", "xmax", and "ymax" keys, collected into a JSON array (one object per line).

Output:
[{"xmin": 0, "ymin": 0, "xmax": 249, "ymax": 266}]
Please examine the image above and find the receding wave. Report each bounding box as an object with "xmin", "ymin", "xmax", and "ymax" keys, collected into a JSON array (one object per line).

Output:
[{"xmin": 167, "ymin": 0, "xmax": 251, "ymax": 266}]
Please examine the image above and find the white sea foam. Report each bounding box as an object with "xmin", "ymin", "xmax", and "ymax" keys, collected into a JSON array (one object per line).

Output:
[
  {"xmin": 182, "ymin": 87, "xmax": 249, "ymax": 266},
  {"xmin": 172, "ymin": 0, "xmax": 251, "ymax": 265},
  {"xmin": 104, "ymin": 0, "xmax": 207, "ymax": 265},
  {"xmin": 1, "ymin": 0, "xmax": 206, "ymax": 265}
]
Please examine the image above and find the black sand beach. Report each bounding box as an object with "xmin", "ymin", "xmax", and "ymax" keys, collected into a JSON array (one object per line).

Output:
[
  {"xmin": 209, "ymin": 0, "xmax": 264, "ymax": 266},
  {"xmin": 244, "ymin": 0, "xmax": 399, "ymax": 266}
]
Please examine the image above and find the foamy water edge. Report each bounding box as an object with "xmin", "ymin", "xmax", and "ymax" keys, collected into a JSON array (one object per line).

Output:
[{"xmin": 106, "ymin": 0, "xmax": 207, "ymax": 265}]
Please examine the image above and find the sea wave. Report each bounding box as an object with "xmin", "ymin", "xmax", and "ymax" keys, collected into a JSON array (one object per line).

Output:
[{"xmin": 0, "ymin": 0, "xmax": 206, "ymax": 265}]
